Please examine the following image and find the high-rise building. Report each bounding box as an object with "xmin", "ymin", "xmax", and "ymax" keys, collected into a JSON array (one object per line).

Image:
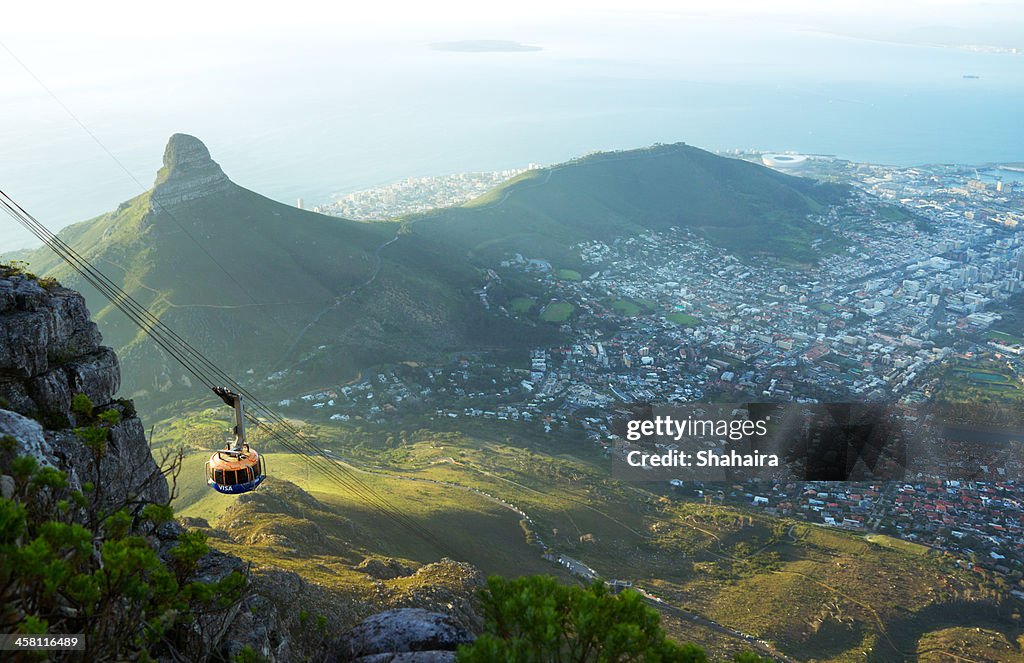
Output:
[{"xmin": 297, "ymin": 197, "xmax": 305, "ymax": 210}]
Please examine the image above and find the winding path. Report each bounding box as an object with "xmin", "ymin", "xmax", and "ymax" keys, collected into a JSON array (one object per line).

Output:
[
  {"xmin": 318, "ymin": 450, "xmax": 792, "ymax": 661},
  {"xmin": 279, "ymin": 233, "xmax": 400, "ymax": 365}
]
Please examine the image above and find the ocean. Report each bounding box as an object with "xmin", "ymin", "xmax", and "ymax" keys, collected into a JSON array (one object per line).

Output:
[{"xmin": 1, "ymin": 18, "xmax": 1022, "ymax": 251}]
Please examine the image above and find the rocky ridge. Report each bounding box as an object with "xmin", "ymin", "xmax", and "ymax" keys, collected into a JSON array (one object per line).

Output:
[
  {"xmin": 151, "ymin": 133, "xmax": 233, "ymax": 207},
  {"xmin": 0, "ymin": 271, "xmax": 166, "ymax": 506}
]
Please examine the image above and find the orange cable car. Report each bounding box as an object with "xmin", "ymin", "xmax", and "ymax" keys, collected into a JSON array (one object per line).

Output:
[{"xmin": 205, "ymin": 387, "xmax": 266, "ymax": 494}]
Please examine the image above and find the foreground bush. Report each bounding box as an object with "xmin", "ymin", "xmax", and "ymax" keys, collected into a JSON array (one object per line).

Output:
[{"xmin": 458, "ymin": 575, "xmax": 768, "ymax": 663}]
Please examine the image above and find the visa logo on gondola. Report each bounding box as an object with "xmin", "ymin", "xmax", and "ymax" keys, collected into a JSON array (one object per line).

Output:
[{"xmin": 209, "ymin": 475, "xmax": 266, "ymax": 495}]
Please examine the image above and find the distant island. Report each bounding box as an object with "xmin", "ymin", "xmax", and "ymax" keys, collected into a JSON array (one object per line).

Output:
[{"xmin": 430, "ymin": 40, "xmax": 542, "ymax": 53}]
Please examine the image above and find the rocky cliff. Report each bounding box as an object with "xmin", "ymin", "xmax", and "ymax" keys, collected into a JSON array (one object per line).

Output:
[
  {"xmin": 151, "ymin": 133, "xmax": 233, "ymax": 207},
  {"xmin": 0, "ymin": 269, "xmax": 167, "ymax": 507},
  {"xmin": 0, "ymin": 266, "xmax": 482, "ymax": 661},
  {"xmin": 0, "ymin": 267, "xmax": 299, "ymax": 660}
]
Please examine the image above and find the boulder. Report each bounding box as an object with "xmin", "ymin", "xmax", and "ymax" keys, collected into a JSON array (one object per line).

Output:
[
  {"xmin": 329, "ymin": 608, "xmax": 474, "ymax": 663},
  {"xmin": 0, "ymin": 409, "xmax": 57, "ymax": 468},
  {"xmin": 356, "ymin": 557, "xmax": 415, "ymax": 580},
  {"xmin": 0, "ymin": 279, "xmax": 102, "ymax": 380}
]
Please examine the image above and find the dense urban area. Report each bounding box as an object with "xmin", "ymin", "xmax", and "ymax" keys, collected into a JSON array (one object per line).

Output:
[
  {"xmin": 316, "ymin": 167, "xmax": 535, "ymax": 219},
  {"xmin": 277, "ymin": 153, "xmax": 1024, "ymax": 596}
]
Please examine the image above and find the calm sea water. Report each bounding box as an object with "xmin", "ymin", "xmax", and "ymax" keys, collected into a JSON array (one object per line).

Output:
[{"xmin": 1, "ymin": 19, "xmax": 1021, "ymax": 251}]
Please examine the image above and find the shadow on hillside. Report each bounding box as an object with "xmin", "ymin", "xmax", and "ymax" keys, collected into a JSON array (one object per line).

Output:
[{"xmin": 867, "ymin": 600, "xmax": 1022, "ymax": 662}]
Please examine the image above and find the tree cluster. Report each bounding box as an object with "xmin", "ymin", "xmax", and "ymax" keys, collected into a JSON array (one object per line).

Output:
[
  {"xmin": 457, "ymin": 575, "xmax": 769, "ymax": 663},
  {"xmin": 0, "ymin": 397, "xmax": 248, "ymax": 661}
]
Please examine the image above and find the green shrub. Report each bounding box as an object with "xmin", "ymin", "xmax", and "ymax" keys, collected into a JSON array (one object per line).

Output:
[
  {"xmin": 74, "ymin": 425, "xmax": 108, "ymax": 455},
  {"xmin": 233, "ymin": 645, "xmax": 266, "ymax": 663},
  {"xmin": 71, "ymin": 393, "xmax": 94, "ymax": 418},
  {"xmin": 0, "ymin": 260, "xmax": 32, "ymax": 278},
  {"xmin": 457, "ymin": 575, "xmax": 707, "ymax": 662},
  {"xmin": 141, "ymin": 503, "xmax": 175, "ymax": 525},
  {"xmin": 98, "ymin": 409, "xmax": 121, "ymax": 426},
  {"xmin": 170, "ymin": 530, "xmax": 210, "ymax": 579},
  {"xmin": 0, "ymin": 456, "xmax": 248, "ymax": 660},
  {"xmin": 458, "ymin": 576, "xmax": 770, "ymax": 663},
  {"xmin": 114, "ymin": 398, "xmax": 137, "ymax": 419}
]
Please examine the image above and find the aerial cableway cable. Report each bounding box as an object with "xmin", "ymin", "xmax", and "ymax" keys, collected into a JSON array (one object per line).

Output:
[
  {"xmin": 0, "ymin": 190, "xmax": 447, "ymax": 551},
  {"xmin": 0, "ymin": 190, "xmax": 443, "ymax": 548},
  {"xmin": 0, "ymin": 45, "xmax": 444, "ymax": 547}
]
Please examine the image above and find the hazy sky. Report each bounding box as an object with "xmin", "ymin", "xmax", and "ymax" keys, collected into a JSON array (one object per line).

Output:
[
  {"xmin": 6, "ymin": 0, "xmax": 1024, "ymax": 35},
  {"xmin": 4, "ymin": 0, "xmax": 1021, "ymax": 96},
  {"xmin": 1, "ymin": 0, "xmax": 1022, "ymax": 251}
]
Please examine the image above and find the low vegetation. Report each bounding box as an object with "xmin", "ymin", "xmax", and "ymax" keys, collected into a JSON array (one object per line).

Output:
[
  {"xmin": 459, "ymin": 575, "xmax": 768, "ymax": 662},
  {"xmin": 934, "ymin": 359, "xmax": 1024, "ymax": 407},
  {"xmin": 415, "ymin": 143, "xmax": 849, "ymax": 267},
  {"xmin": 0, "ymin": 427, "xmax": 246, "ymax": 660},
  {"xmin": 510, "ymin": 296, "xmax": 536, "ymax": 313},
  {"xmin": 541, "ymin": 301, "xmax": 575, "ymax": 323},
  {"xmin": 161, "ymin": 412, "xmax": 1024, "ymax": 661},
  {"xmin": 666, "ymin": 312, "xmax": 701, "ymax": 327}
]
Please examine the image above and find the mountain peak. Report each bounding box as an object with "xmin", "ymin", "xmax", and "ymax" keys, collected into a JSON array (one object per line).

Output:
[
  {"xmin": 163, "ymin": 133, "xmax": 216, "ymax": 170},
  {"xmin": 152, "ymin": 133, "xmax": 231, "ymax": 206}
]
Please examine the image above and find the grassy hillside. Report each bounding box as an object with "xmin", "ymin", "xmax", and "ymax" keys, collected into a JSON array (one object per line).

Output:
[
  {"xmin": 24, "ymin": 138, "xmax": 846, "ymax": 417},
  {"xmin": 31, "ymin": 185, "xmax": 389, "ymax": 350},
  {"xmin": 407, "ymin": 143, "xmax": 849, "ymax": 265},
  {"xmin": 175, "ymin": 453, "xmax": 554, "ymax": 579},
  {"xmin": 24, "ymin": 135, "xmax": 556, "ymax": 415},
  {"xmin": 162, "ymin": 410, "xmax": 1023, "ymax": 662}
]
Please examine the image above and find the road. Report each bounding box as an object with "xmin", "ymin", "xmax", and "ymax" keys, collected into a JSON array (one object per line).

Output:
[
  {"xmin": 319, "ymin": 449, "xmax": 793, "ymax": 661},
  {"xmin": 547, "ymin": 553, "xmax": 793, "ymax": 662},
  {"xmin": 645, "ymin": 595, "xmax": 796, "ymax": 663},
  {"xmin": 314, "ymin": 448, "xmax": 977, "ymax": 661}
]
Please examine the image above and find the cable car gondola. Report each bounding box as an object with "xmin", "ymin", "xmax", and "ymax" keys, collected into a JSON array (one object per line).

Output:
[
  {"xmin": 205, "ymin": 387, "xmax": 266, "ymax": 494},
  {"xmin": 1, "ymin": 191, "xmax": 446, "ymax": 547}
]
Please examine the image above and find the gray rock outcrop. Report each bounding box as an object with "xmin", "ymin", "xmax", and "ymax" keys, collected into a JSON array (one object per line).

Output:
[
  {"xmin": 150, "ymin": 133, "xmax": 232, "ymax": 207},
  {"xmin": 329, "ymin": 608, "xmax": 475, "ymax": 663},
  {"xmin": 0, "ymin": 276, "xmax": 110, "ymax": 421},
  {"xmin": 0, "ymin": 273, "xmax": 166, "ymax": 505},
  {"xmin": 356, "ymin": 556, "xmax": 415, "ymax": 580},
  {"xmin": 0, "ymin": 270, "xmax": 485, "ymax": 662},
  {"xmin": 0, "ymin": 270, "xmax": 289, "ymax": 660}
]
